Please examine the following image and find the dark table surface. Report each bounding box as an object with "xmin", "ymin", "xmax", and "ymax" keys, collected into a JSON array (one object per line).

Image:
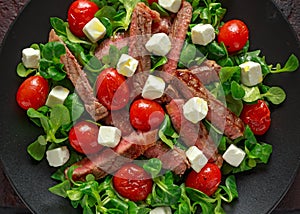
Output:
[{"xmin": 0, "ymin": 0, "xmax": 299, "ymax": 213}]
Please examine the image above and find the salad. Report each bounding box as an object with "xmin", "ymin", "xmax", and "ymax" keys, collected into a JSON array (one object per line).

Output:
[{"xmin": 15, "ymin": 0, "xmax": 299, "ymax": 213}]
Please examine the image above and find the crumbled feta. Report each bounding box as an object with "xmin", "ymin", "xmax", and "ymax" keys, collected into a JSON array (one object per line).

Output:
[
  {"xmin": 150, "ymin": 206, "xmax": 172, "ymax": 214},
  {"xmin": 185, "ymin": 146, "xmax": 208, "ymax": 173},
  {"xmin": 46, "ymin": 146, "xmax": 70, "ymax": 167},
  {"xmin": 46, "ymin": 86, "xmax": 70, "ymax": 108},
  {"xmin": 158, "ymin": 0, "xmax": 182, "ymax": 13},
  {"xmin": 142, "ymin": 75, "xmax": 166, "ymax": 100},
  {"xmin": 222, "ymin": 144, "xmax": 246, "ymax": 167},
  {"xmin": 191, "ymin": 24, "xmax": 215, "ymax": 46},
  {"xmin": 83, "ymin": 17, "xmax": 106, "ymax": 43},
  {"xmin": 239, "ymin": 61, "xmax": 263, "ymax": 86},
  {"xmin": 116, "ymin": 54, "xmax": 139, "ymax": 77},
  {"xmin": 183, "ymin": 97, "xmax": 208, "ymax": 124},
  {"xmin": 98, "ymin": 126, "xmax": 122, "ymax": 148},
  {"xmin": 22, "ymin": 48, "xmax": 40, "ymax": 69},
  {"xmin": 145, "ymin": 33, "xmax": 171, "ymax": 56}
]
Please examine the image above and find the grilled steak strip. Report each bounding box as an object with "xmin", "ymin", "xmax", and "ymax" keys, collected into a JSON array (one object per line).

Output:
[
  {"xmin": 162, "ymin": 1, "xmax": 192, "ymax": 78},
  {"xmin": 67, "ymin": 129, "xmax": 158, "ymax": 181},
  {"xmin": 175, "ymin": 69, "xmax": 245, "ymax": 139},
  {"xmin": 129, "ymin": 3, "xmax": 160, "ymax": 73},
  {"xmin": 189, "ymin": 60, "xmax": 221, "ymax": 85},
  {"xmin": 144, "ymin": 141, "xmax": 190, "ymax": 175},
  {"xmin": 49, "ymin": 29, "xmax": 108, "ymax": 121}
]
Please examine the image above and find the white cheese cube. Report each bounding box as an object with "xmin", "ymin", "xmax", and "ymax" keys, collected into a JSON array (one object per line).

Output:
[
  {"xmin": 145, "ymin": 33, "xmax": 171, "ymax": 56},
  {"xmin": 98, "ymin": 126, "xmax": 122, "ymax": 148},
  {"xmin": 185, "ymin": 146, "xmax": 208, "ymax": 173},
  {"xmin": 83, "ymin": 17, "xmax": 106, "ymax": 43},
  {"xmin": 158, "ymin": 0, "xmax": 182, "ymax": 13},
  {"xmin": 46, "ymin": 86, "xmax": 70, "ymax": 108},
  {"xmin": 239, "ymin": 61, "xmax": 263, "ymax": 86},
  {"xmin": 222, "ymin": 144, "xmax": 246, "ymax": 167},
  {"xmin": 46, "ymin": 146, "xmax": 70, "ymax": 167},
  {"xmin": 142, "ymin": 75, "xmax": 166, "ymax": 100},
  {"xmin": 150, "ymin": 206, "xmax": 172, "ymax": 214},
  {"xmin": 116, "ymin": 54, "xmax": 139, "ymax": 77},
  {"xmin": 22, "ymin": 48, "xmax": 40, "ymax": 69},
  {"xmin": 183, "ymin": 97, "xmax": 208, "ymax": 124},
  {"xmin": 191, "ymin": 24, "xmax": 215, "ymax": 46}
]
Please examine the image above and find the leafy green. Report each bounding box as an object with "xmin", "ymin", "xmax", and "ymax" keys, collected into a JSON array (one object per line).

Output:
[
  {"xmin": 270, "ymin": 54, "xmax": 299, "ymax": 73},
  {"xmin": 151, "ymin": 56, "xmax": 168, "ymax": 72},
  {"xmin": 230, "ymin": 81, "xmax": 245, "ymax": 100},
  {"xmin": 158, "ymin": 115, "xmax": 179, "ymax": 149},
  {"xmin": 16, "ymin": 62, "xmax": 35, "ymax": 77},
  {"xmin": 241, "ymin": 85, "xmax": 260, "ymax": 103},
  {"xmin": 64, "ymin": 93, "xmax": 85, "ymax": 121},
  {"xmin": 150, "ymin": 2, "xmax": 169, "ymax": 16},
  {"xmin": 50, "ymin": 17, "xmax": 67, "ymax": 37},
  {"xmin": 261, "ymin": 86, "xmax": 286, "ymax": 105}
]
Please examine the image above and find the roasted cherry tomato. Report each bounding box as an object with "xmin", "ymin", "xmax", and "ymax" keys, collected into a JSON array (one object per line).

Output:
[
  {"xmin": 185, "ymin": 163, "xmax": 221, "ymax": 196},
  {"xmin": 147, "ymin": 0, "xmax": 158, "ymax": 4},
  {"xmin": 240, "ymin": 100, "xmax": 271, "ymax": 135},
  {"xmin": 16, "ymin": 75, "xmax": 49, "ymax": 110},
  {"xmin": 113, "ymin": 163, "xmax": 153, "ymax": 202},
  {"xmin": 69, "ymin": 121, "xmax": 103, "ymax": 154},
  {"xmin": 218, "ymin": 19, "xmax": 249, "ymax": 53},
  {"xmin": 67, "ymin": 0, "xmax": 99, "ymax": 37},
  {"xmin": 96, "ymin": 68, "xmax": 129, "ymax": 110},
  {"xmin": 130, "ymin": 99, "xmax": 165, "ymax": 132}
]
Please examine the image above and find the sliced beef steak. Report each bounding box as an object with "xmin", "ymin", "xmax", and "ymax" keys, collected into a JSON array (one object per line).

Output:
[{"xmin": 189, "ymin": 60, "xmax": 221, "ymax": 85}]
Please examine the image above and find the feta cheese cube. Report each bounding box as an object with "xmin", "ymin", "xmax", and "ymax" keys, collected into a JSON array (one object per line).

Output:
[
  {"xmin": 46, "ymin": 146, "xmax": 70, "ymax": 167},
  {"xmin": 98, "ymin": 126, "xmax": 122, "ymax": 148},
  {"xmin": 191, "ymin": 24, "xmax": 215, "ymax": 46},
  {"xmin": 239, "ymin": 61, "xmax": 263, "ymax": 86},
  {"xmin": 83, "ymin": 17, "xmax": 106, "ymax": 43},
  {"xmin": 183, "ymin": 97, "xmax": 208, "ymax": 124},
  {"xmin": 185, "ymin": 146, "xmax": 208, "ymax": 173},
  {"xmin": 222, "ymin": 144, "xmax": 246, "ymax": 167},
  {"xmin": 142, "ymin": 75, "xmax": 166, "ymax": 100},
  {"xmin": 22, "ymin": 48, "xmax": 40, "ymax": 69},
  {"xmin": 158, "ymin": 0, "xmax": 182, "ymax": 13},
  {"xmin": 116, "ymin": 54, "xmax": 139, "ymax": 77},
  {"xmin": 145, "ymin": 33, "xmax": 171, "ymax": 56},
  {"xmin": 46, "ymin": 86, "xmax": 70, "ymax": 108},
  {"xmin": 150, "ymin": 206, "xmax": 172, "ymax": 214}
]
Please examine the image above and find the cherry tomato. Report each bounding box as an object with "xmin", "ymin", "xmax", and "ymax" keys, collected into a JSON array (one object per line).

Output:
[
  {"xmin": 16, "ymin": 75, "xmax": 49, "ymax": 110},
  {"xmin": 69, "ymin": 121, "xmax": 103, "ymax": 154},
  {"xmin": 67, "ymin": 0, "xmax": 99, "ymax": 37},
  {"xmin": 185, "ymin": 163, "xmax": 221, "ymax": 196},
  {"xmin": 130, "ymin": 99, "xmax": 165, "ymax": 132},
  {"xmin": 113, "ymin": 163, "xmax": 153, "ymax": 202},
  {"xmin": 218, "ymin": 19, "xmax": 249, "ymax": 53},
  {"xmin": 240, "ymin": 100, "xmax": 271, "ymax": 135},
  {"xmin": 147, "ymin": 0, "xmax": 158, "ymax": 4},
  {"xmin": 96, "ymin": 68, "xmax": 130, "ymax": 110}
]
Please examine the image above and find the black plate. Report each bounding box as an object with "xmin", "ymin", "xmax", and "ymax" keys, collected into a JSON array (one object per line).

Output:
[{"xmin": 0, "ymin": 0, "xmax": 299, "ymax": 213}]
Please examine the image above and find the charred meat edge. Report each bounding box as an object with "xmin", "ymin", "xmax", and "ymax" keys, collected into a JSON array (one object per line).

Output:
[{"xmin": 49, "ymin": 29, "xmax": 108, "ymax": 121}]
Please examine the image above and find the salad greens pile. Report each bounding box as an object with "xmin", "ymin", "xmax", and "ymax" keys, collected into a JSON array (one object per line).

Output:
[{"xmin": 15, "ymin": 0, "xmax": 299, "ymax": 213}]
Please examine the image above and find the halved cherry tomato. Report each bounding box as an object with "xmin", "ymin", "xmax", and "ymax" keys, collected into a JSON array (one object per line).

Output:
[
  {"xmin": 218, "ymin": 19, "xmax": 249, "ymax": 53},
  {"xmin": 240, "ymin": 100, "xmax": 271, "ymax": 135},
  {"xmin": 185, "ymin": 163, "xmax": 221, "ymax": 196},
  {"xmin": 67, "ymin": 0, "xmax": 99, "ymax": 37},
  {"xmin": 16, "ymin": 75, "xmax": 49, "ymax": 110},
  {"xmin": 96, "ymin": 68, "xmax": 129, "ymax": 110},
  {"xmin": 129, "ymin": 99, "xmax": 165, "ymax": 132},
  {"xmin": 147, "ymin": 0, "xmax": 158, "ymax": 4},
  {"xmin": 69, "ymin": 121, "xmax": 103, "ymax": 154},
  {"xmin": 113, "ymin": 163, "xmax": 153, "ymax": 202}
]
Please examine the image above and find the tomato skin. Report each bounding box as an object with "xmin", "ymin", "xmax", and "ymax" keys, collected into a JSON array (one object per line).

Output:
[
  {"xmin": 16, "ymin": 75, "xmax": 49, "ymax": 110},
  {"xmin": 67, "ymin": 0, "xmax": 99, "ymax": 37},
  {"xmin": 240, "ymin": 100, "xmax": 271, "ymax": 135},
  {"xmin": 147, "ymin": 0, "xmax": 158, "ymax": 4},
  {"xmin": 218, "ymin": 19, "xmax": 249, "ymax": 53},
  {"xmin": 69, "ymin": 121, "xmax": 103, "ymax": 154},
  {"xmin": 185, "ymin": 163, "xmax": 221, "ymax": 196},
  {"xmin": 113, "ymin": 163, "xmax": 153, "ymax": 202},
  {"xmin": 96, "ymin": 68, "xmax": 129, "ymax": 110},
  {"xmin": 130, "ymin": 99, "xmax": 165, "ymax": 132}
]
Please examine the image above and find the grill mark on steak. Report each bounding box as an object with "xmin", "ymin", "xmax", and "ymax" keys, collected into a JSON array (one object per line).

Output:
[
  {"xmin": 166, "ymin": 99, "xmax": 220, "ymax": 162},
  {"xmin": 129, "ymin": 3, "xmax": 160, "ymax": 73},
  {"xmin": 67, "ymin": 130, "xmax": 158, "ymax": 181},
  {"xmin": 189, "ymin": 60, "xmax": 221, "ymax": 85},
  {"xmin": 144, "ymin": 141, "xmax": 190, "ymax": 175},
  {"xmin": 175, "ymin": 69, "xmax": 245, "ymax": 139},
  {"xmin": 162, "ymin": 1, "xmax": 192, "ymax": 79},
  {"xmin": 49, "ymin": 29, "xmax": 108, "ymax": 121}
]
